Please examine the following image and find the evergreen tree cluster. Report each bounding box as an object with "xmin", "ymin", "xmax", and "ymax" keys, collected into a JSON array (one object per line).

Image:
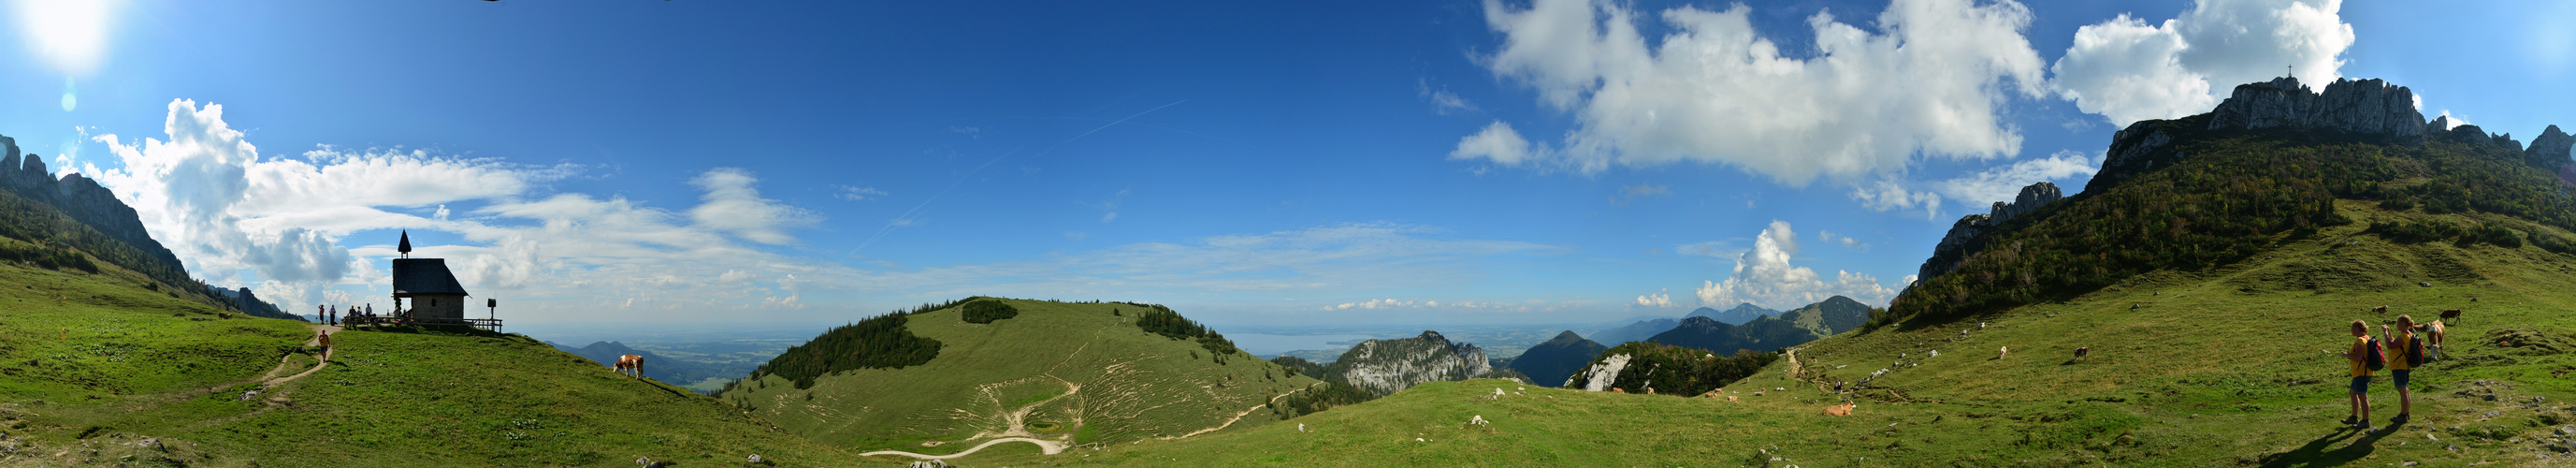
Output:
[
  {"xmin": 1268, "ymin": 356, "xmax": 1326, "ymax": 379},
  {"xmin": 739, "ymin": 312, "xmax": 943, "ymax": 389},
  {"xmin": 961, "ymin": 300, "xmax": 1019, "ymax": 324},
  {"xmin": 1268, "ymin": 380, "xmax": 1376, "ymax": 419},
  {"xmin": 1889, "ymin": 128, "xmax": 2576, "ymax": 326},
  {"xmin": 1129, "ymin": 304, "xmax": 1239, "ymax": 356},
  {"xmin": 0, "ymin": 239, "xmax": 95, "ymax": 273},
  {"xmin": 1564, "ymin": 342, "xmax": 1779, "ymax": 397}
]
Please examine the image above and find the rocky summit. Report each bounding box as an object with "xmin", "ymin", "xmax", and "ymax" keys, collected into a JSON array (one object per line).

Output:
[
  {"xmin": 0, "ymin": 135, "xmax": 184, "ymax": 272},
  {"xmin": 1324, "ymin": 330, "xmax": 1512, "ymax": 396},
  {"xmin": 2206, "ymin": 77, "xmax": 2425, "ymax": 139}
]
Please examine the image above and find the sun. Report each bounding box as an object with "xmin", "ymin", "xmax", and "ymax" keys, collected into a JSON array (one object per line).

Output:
[{"xmin": 13, "ymin": 0, "xmax": 116, "ymax": 75}]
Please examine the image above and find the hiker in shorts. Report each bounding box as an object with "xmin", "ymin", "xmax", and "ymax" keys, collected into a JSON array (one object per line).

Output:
[
  {"xmin": 2340, "ymin": 319, "xmax": 2381, "ymax": 431},
  {"xmin": 317, "ymin": 329, "xmax": 331, "ymax": 354},
  {"xmin": 2384, "ymin": 315, "xmax": 2422, "ymax": 425}
]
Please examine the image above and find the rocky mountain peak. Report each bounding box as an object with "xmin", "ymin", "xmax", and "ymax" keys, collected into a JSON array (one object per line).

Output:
[
  {"xmin": 2206, "ymin": 76, "xmax": 2425, "ymax": 140},
  {"xmin": 1917, "ymin": 182, "xmax": 2064, "ymax": 281}
]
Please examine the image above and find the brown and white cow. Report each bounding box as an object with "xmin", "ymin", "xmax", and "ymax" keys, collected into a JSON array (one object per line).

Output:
[{"xmin": 614, "ymin": 355, "xmax": 643, "ymax": 377}]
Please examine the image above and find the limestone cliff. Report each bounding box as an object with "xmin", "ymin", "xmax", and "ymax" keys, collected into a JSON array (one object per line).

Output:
[
  {"xmin": 1323, "ymin": 330, "xmax": 1516, "ymax": 396},
  {"xmin": 2205, "ymin": 77, "xmax": 2425, "ymax": 139}
]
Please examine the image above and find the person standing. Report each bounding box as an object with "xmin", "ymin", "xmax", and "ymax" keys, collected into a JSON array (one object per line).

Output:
[
  {"xmin": 2385, "ymin": 315, "xmax": 2420, "ymax": 425},
  {"xmin": 326, "ymin": 305, "xmax": 337, "ymax": 326},
  {"xmin": 2341, "ymin": 319, "xmax": 2381, "ymax": 431}
]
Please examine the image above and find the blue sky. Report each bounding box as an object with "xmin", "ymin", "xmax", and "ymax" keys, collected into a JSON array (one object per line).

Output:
[{"xmin": 0, "ymin": 0, "xmax": 2564, "ymax": 327}]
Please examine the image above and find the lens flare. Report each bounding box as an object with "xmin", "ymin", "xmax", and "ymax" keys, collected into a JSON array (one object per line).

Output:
[{"xmin": 13, "ymin": 0, "xmax": 116, "ymax": 75}]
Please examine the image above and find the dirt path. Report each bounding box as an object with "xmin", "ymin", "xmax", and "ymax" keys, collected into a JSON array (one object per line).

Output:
[
  {"xmin": 1157, "ymin": 381, "xmax": 1323, "ymax": 440},
  {"xmin": 858, "ymin": 437, "xmax": 1066, "ymax": 460},
  {"xmin": 230, "ymin": 325, "xmax": 340, "ymax": 402}
]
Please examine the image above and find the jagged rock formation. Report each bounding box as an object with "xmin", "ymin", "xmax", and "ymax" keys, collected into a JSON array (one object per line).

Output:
[
  {"xmin": 1505, "ymin": 330, "xmax": 1607, "ymax": 388},
  {"xmin": 1323, "ymin": 330, "xmax": 1514, "ymax": 396},
  {"xmin": 1684, "ymin": 302, "xmax": 1777, "ymax": 326},
  {"xmin": 206, "ymin": 286, "xmax": 298, "ymax": 320},
  {"xmin": 2206, "ymin": 77, "xmax": 2425, "ymax": 139},
  {"xmin": 1917, "ymin": 182, "xmax": 2063, "ymax": 281},
  {"xmin": 0, "ymin": 136, "xmax": 188, "ymax": 278}
]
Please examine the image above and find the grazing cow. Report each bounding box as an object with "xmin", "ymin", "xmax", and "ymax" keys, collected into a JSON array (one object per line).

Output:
[
  {"xmin": 2074, "ymin": 347, "xmax": 2091, "ymax": 361},
  {"xmin": 2372, "ymin": 305, "xmax": 2388, "ymax": 314},
  {"xmin": 615, "ymin": 355, "xmax": 644, "ymax": 377},
  {"xmin": 2440, "ymin": 309, "xmax": 2463, "ymax": 326},
  {"xmin": 1998, "ymin": 346, "xmax": 2009, "ymax": 359},
  {"xmin": 2423, "ymin": 320, "xmax": 2448, "ymax": 360},
  {"xmin": 1821, "ymin": 402, "xmax": 1855, "ymax": 417}
]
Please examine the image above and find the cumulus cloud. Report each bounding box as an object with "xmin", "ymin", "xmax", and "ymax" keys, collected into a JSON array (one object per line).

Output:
[
  {"xmin": 1449, "ymin": 121, "xmax": 1538, "ymax": 167},
  {"xmin": 2052, "ymin": 0, "xmax": 2356, "ymax": 125},
  {"xmin": 1634, "ymin": 288, "xmax": 1672, "ymax": 308},
  {"xmin": 1692, "ymin": 220, "xmax": 1902, "ymax": 309},
  {"xmin": 1932, "ymin": 150, "xmax": 2098, "ymax": 208},
  {"xmin": 91, "ymin": 99, "xmax": 827, "ymax": 316},
  {"xmin": 1469, "ymin": 0, "xmax": 2048, "ymax": 183}
]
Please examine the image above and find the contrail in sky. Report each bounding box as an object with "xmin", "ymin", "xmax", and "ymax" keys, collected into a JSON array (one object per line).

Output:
[{"xmin": 847, "ymin": 100, "xmax": 1187, "ymax": 256}]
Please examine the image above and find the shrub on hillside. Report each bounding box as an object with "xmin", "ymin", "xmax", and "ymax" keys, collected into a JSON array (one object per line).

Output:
[
  {"xmin": 2367, "ymin": 219, "xmax": 2465, "ymax": 243},
  {"xmin": 961, "ymin": 300, "xmax": 1019, "ymax": 324},
  {"xmin": 1271, "ymin": 380, "xmax": 1376, "ymax": 418},
  {"xmin": 739, "ymin": 312, "xmax": 942, "ymax": 389},
  {"xmin": 2463, "ymin": 224, "xmax": 2524, "ymax": 249},
  {"xmin": 1269, "ymin": 356, "xmax": 1326, "ymax": 379},
  {"xmin": 1564, "ymin": 342, "xmax": 1778, "ymax": 397},
  {"xmin": 2533, "ymin": 232, "xmax": 2576, "ymax": 255}
]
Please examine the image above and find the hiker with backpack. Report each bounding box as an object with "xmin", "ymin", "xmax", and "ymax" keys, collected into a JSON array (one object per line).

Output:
[
  {"xmin": 2383, "ymin": 315, "xmax": 2424, "ymax": 425},
  {"xmin": 2340, "ymin": 319, "xmax": 2384, "ymax": 431}
]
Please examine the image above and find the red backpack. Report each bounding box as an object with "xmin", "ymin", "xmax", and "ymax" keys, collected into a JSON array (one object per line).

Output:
[{"xmin": 2363, "ymin": 337, "xmax": 2387, "ymax": 372}]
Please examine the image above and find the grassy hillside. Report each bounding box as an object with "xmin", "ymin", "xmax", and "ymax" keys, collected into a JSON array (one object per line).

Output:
[
  {"xmin": 718, "ymin": 298, "xmax": 1327, "ymax": 457},
  {"xmin": 0, "ymin": 256, "xmax": 870, "ymax": 466},
  {"xmin": 938, "ymin": 199, "xmax": 2576, "ymax": 466}
]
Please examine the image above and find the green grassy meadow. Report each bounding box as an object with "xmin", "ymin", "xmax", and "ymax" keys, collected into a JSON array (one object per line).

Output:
[
  {"xmin": 0, "ymin": 256, "xmax": 874, "ymax": 467},
  {"xmin": 951, "ymin": 200, "xmax": 2576, "ymax": 466},
  {"xmin": 720, "ymin": 298, "xmax": 1327, "ymax": 459}
]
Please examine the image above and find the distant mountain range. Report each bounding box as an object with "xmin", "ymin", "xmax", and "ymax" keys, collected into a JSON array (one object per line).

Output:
[
  {"xmin": 547, "ymin": 341, "xmax": 752, "ymax": 391},
  {"xmin": 1684, "ymin": 302, "xmax": 1778, "ymax": 325},
  {"xmin": 1585, "ymin": 318, "xmax": 1677, "ymax": 346}
]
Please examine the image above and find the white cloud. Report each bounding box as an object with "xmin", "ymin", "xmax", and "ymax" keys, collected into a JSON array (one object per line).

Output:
[
  {"xmin": 1674, "ymin": 241, "xmax": 1740, "ymax": 258},
  {"xmin": 2052, "ymin": 0, "xmax": 2356, "ymax": 125},
  {"xmin": 1816, "ymin": 230, "xmax": 1866, "ymax": 251},
  {"xmin": 92, "ymin": 99, "xmax": 828, "ymax": 317},
  {"xmin": 1449, "ymin": 121, "xmax": 1538, "ymax": 168},
  {"xmin": 688, "ymin": 168, "xmax": 818, "ymax": 245},
  {"xmin": 1693, "ymin": 220, "xmax": 1901, "ymax": 309},
  {"xmin": 1418, "ymin": 78, "xmax": 1479, "ymax": 115},
  {"xmin": 1469, "ymin": 0, "xmax": 2047, "ymax": 183},
  {"xmin": 1634, "ymin": 288, "xmax": 1672, "ymax": 308},
  {"xmin": 835, "ymin": 184, "xmax": 889, "ymax": 201},
  {"xmin": 1847, "ymin": 178, "xmax": 1946, "ymax": 221},
  {"xmin": 1932, "ymin": 150, "xmax": 2098, "ymax": 208}
]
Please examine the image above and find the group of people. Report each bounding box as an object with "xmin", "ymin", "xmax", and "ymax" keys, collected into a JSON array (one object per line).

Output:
[
  {"xmin": 2342, "ymin": 314, "xmax": 2435, "ymax": 432},
  {"xmin": 318, "ymin": 304, "xmax": 377, "ymax": 326}
]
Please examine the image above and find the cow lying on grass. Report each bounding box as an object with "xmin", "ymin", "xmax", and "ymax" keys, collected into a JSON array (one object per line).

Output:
[{"xmin": 1821, "ymin": 402, "xmax": 1854, "ymax": 417}]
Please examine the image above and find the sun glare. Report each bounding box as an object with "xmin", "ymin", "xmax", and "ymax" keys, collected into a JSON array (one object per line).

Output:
[{"xmin": 13, "ymin": 0, "xmax": 115, "ymax": 75}]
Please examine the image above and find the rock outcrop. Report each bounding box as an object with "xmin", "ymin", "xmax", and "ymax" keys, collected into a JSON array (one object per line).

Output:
[
  {"xmin": 0, "ymin": 135, "xmax": 187, "ymax": 276},
  {"xmin": 2526, "ymin": 124, "xmax": 2572, "ymax": 168},
  {"xmin": 1323, "ymin": 330, "xmax": 1515, "ymax": 396},
  {"xmin": 1917, "ymin": 182, "xmax": 2063, "ymax": 281},
  {"xmin": 2206, "ymin": 77, "xmax": 2425, "ymax": 140}
]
